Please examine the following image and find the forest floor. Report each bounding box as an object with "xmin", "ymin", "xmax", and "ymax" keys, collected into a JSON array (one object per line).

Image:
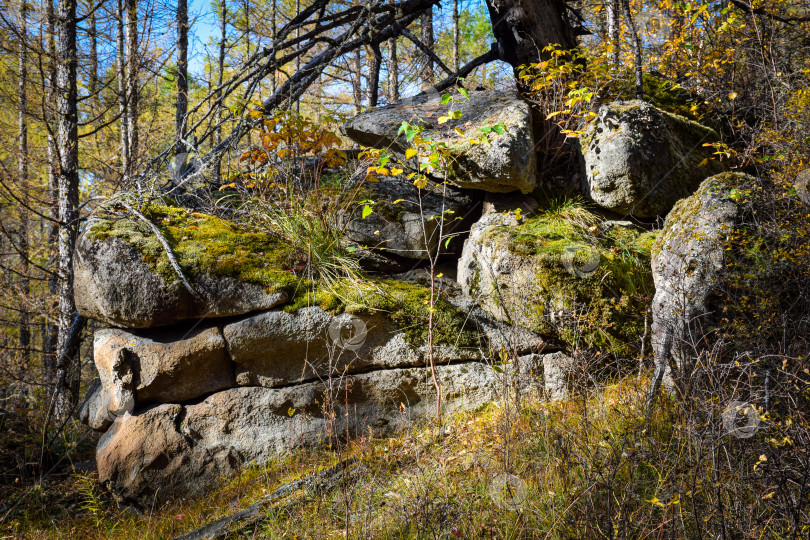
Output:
[{"xmin": 4, "ymin": 375, "xmax": 673, "ymax": 539}]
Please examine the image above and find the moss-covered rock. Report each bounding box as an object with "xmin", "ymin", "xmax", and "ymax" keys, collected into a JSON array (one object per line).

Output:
[
  {"xmin": 75, "ymin": 205, "xmax": 301, "ymax": 328},
  {"xmin": 281, "ymin": 277, "xmax": 483, "ymax": 350},
  {"xmin": 76, "ymin": 205, "xmax": 491, "ymax": 348},
  {"xmin": 651, "ymin": 172, "xmax": 810, "ymax": 387},
  {"xmin": 581, "ymin": 100, "xmax": 724, "ymax": 218},
  {"xmin": 458, "ymin": 204, "xmax": 656, "ymax": 355},
  {"xmin": 85, "ymin": 205, "xmax": 302, "ymax": 291}
]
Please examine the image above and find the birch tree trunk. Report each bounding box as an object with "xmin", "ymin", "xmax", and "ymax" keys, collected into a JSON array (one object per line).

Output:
[
  {"xmin": 606, "ymin": 0, "xmax": 620, "ymax": 67},
  {"xmin": 270, "ymin": 0, "xmax": 276, "ymax": 95},
  {"xmin": 116, "ymin": 0, "xmax": 129, "ymax": 180},
  {"xmin": 43, "ymin": 0, "xmax": 59, "ymax": 380},
  {"xmin": 352, "ymin": 50, "xmax": 362, "ymax": 115},
  {"xmin": 420, "ymin": 8, "xmax": 434, "ymax": 89},
  {"xmin": 387, "ymin": 37, "xmax": 398, "ymax": 103},
  {"xmin": 55, "ymin": 0, "xmax": 81, "ymax": 417}
]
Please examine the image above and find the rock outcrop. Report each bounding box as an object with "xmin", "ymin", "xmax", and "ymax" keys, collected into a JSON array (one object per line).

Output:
[
  {"xmin": 343, "ymin": 90, "xmax": 538, "ymax": 194},
  {"xmin": 457, "ymin": 205, "xmax": 656, "ymax": 354},
  {"xmin": 76, "ymin": 94, "xmax": 747, "ymax": 508},
  {"xmin": 581, "ymin": 100, "xmax": 723, "ymax": 218},
  {"xmin": 650, "ymin": 172, "xmax": 751, "ymax": 381}
]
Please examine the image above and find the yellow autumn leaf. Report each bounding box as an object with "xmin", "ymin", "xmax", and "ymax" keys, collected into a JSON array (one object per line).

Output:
[
  {"xmin": 729, "ymin": 92, "xmax": 738, "ymax": 100},
  {"xmin": 390, "ymin": 167, "xmax": 404, "ymax": 175},
  {"xmin": 405, "ymin": 148, "xmax": 418, "ymax": 159}
]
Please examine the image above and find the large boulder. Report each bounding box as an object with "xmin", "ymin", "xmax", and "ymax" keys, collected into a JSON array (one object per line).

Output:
[
  {"xmin": 74, "ymin": 207, "xmax": 296, "ymax": 328},
  {"xmin": 458, "ymin": 205, "xmax": 656, "ymax": 355},
  {"xmin": 97, "ymin": 363, "xmax": 504, "ymax": 505},
  {"xmin": 344, "ymin": 175, "xmax": 481, "ymax": 261},
  {"xmin": 343, "ymin": 90, "xmax": 538, "ymax": 194},
  {"xmin": 650, "ymin": 173, "xmax": 751, "ymax": 381},
  {"xmin": 581, "ymin": 100, "xmax": 723, "ymax": 218},
  {"xmin": 92, "ymin": 326, "xmax": 235, "ymax": 412}
]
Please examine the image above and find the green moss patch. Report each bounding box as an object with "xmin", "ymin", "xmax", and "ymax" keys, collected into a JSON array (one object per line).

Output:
[
  {"xmin": 285, "ymin": 278, "xmax": 482, "ymax": 349},
  {"xmin": 86, "ymin": 205, "xmax": 303, "ymax": 295},
  {"xmin": 479, "ymin": 208, "xmax": 657, "ymax": 355}
]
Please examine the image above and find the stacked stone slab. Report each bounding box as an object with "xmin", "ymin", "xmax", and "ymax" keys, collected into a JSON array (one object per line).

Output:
[{"xmin": 74, "ymin": 212, "xmax": 568, "ymax": 505}]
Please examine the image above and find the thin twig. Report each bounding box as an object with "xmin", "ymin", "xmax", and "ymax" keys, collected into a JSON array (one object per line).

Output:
[{"xmin": 116, "ymin": 200, "xmax": 200, "ymax": 299}]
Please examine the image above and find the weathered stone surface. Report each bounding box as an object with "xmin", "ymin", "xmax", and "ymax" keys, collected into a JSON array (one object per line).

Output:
[
  {"xmin": 542, "ymin": 351, "xmax": 576, "ymax": 400},
  {"xmin": 343, "ymin": 90, "xmax": 538, "ymax": 194},
  {"xmin": 77, "ymin": 378, "xmax": 113, "ymax": 432},
  {"xmin": 344, "ymin": 175, "xmax": 481, "ymax": 260},
  {"xmin": 73, "ymin": 226, "xmax": 288, "ymax": 328},
  {"xmin": 457, "ymin": 207, "xmax": 655, "ymax": 354},
  {"xmin": 582, "ymin": 100, "xmax": 723, "ymax": 218},
  {"xmin": 97, "ymin": 363, "xmax": 504, "ymax": 505},
  {"xmin": 94, "ymin": 326, "xmax": 234, "ymax": 409},
  {"xmin": 222, "ymin": 305, "xmax": 486, "ymax": 387},
  {"xmin": 650, "ymin": 173, "xmax": 751, "ymax": 383}
]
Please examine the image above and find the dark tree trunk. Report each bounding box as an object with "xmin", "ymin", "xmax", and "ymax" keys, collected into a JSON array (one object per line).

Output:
[
  {"xmin": 116, "ymin": 0, "xmax": 129, "ymax": 180},
  {"xmin": 176, "ymin": 0, "xmax": 188, "ymax": 156},
  {"xmin": 215, "ymin": 0, "xmax": 227, "ymax": 148},
  {"xmin": 87, "ymin": 1, "xmax": 98, "ymax": 99},
  {"xmin": 17, "ymin": 0, "xmax": 30, "ymax": 373},
  {"xmin": 452, "ymin": 0, "xmax": 460, "ymax": 72},
  {"xmin": 125, "ymin": 0, "xmax": 139, "ymax": 169},
  {"xmin": 55, "ymin": 0, "xmax": 81, "ymax": 418},
  {"xmin": 485, "ymin": 0, "xmax": 577, "ymax": 77},
  {"xmin": 367, "ymin": 44, "xmax": 382, "ymax": 108}
]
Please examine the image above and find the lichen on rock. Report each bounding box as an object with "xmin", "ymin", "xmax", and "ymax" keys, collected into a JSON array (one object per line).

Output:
[
  {"xmin": 581, "ymin": 100, "xmax": 724, "ymax": 218},
  {"xmin": 458, "ymin": 202, "xmax": 656, "ymax": 355}
]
